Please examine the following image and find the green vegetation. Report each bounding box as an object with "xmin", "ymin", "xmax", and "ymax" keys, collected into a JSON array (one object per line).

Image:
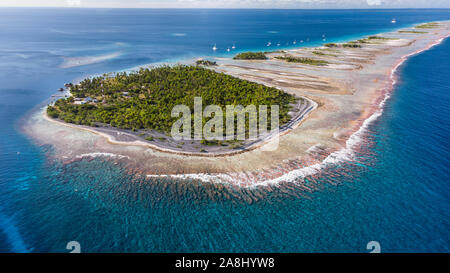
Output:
[
  {"xmin": 312, "ymin": 51, "xmax": 337, "ymax": 57},
  {"xmin": 343, "ymin": 43, "xmax": 362, "ymax": 48},
  {"xmin": 275, "ymin": 56, "xmax": 328, "ymax": 66},
  {"xmin": 196, "ymin": 59, "xmax": 217, "ymax": 66},
  {"xmin": 325, "ymin": 38, "xmax": 394, "ymax": 48},
  {"xmin": 264, "ymin": 50, "xmax": 286, "ymax": 54},
  {"xmin": 352, "ymin": 36, "xmax": 398, "ymax": 44},
  {"xmin": 367, "ymin": 36, "xmax": 397, "ymax": 40},
  {"xmin": 233, "ymin": 52, "xmax": 268, "ymax": 60},
  {"xmin": 47, "ymin": 65, "xmax": 296, "ymax": 139},
  {"xmin": 398, "ymin": 30, "xmax": 427, "ymax": 34},
  {"xmin": 312, "ymin": 51, "xmax": 325, "ymax": 56},
  {"xmin": 415, "ymin": 23, "xmax": 440, "ymax": 29},
  {"xmin": 324, "ymin": 43, "xmax": 338, "ymax": 48}
]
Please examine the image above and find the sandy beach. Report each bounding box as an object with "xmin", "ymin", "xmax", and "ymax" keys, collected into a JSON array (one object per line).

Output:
[{"xmin": 23, "ymin": 21, "xmax": 450, "ymax": 187}]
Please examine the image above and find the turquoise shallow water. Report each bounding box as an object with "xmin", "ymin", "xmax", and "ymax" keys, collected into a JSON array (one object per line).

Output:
[{"xmin": 0, "ymin": 8, "xmax": 449, "ymax": 252}]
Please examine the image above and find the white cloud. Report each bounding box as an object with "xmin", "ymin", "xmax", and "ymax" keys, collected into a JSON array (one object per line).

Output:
[
  {"xmin": 366, "ymin": 0, "xmax": 383, "ymax": 6},
  {"xmin": 66, "ymin": 0, "xmax": 81, "ymax": 6}
]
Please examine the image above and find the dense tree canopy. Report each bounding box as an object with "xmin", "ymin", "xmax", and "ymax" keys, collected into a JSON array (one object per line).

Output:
[
  {"xmin": 48, "ymin": 65, "xmax": 297, "ymax": 137},
  {"xmin": 233, "ymin": 52, "xmax": 268, "ymax": 60},
  {"xmin": 195, "ymin": 59, "xmax": 217, "ymax": 66}
]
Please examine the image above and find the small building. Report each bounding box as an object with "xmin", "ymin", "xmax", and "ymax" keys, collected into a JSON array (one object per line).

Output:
[
  {"xmin": 122, "ymin": 92, "xmax": 129, "ymax": 96},
  {"xmin": 84, "ymin": 97, "xmax": 98, "ymax": 103}
]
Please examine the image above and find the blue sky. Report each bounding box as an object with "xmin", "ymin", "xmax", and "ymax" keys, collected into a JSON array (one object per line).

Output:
[{"xmin": 0, "ymin": 0, "xmax": 449, "ymax": 9}]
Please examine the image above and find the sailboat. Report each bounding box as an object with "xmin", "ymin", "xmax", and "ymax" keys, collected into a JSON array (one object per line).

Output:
[
  {"xmin": 212, "ymin": 44, "xmax": 217, "ymax": 51},
  {"xmin": 267, "ymin": 41, "xmax": 272, "ymax": 47},
  {"xmin": 227, "ymin": 47, "xmax": 230, "ymax": 52},
  {"xmin": 293, "ymin": 40, "xmax": 297, "ymax": 45},
  {"xmin": 232, "ymin": 43, "xmax": 236, "ymax": 50},
  {"xmin": 391, "ymin": 18, "xmax": 397, "ymax": 24}
]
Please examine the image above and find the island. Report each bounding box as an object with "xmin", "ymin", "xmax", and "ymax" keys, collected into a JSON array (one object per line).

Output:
[
  {"xmin": 46, "ymin": 65, "xmax": 305, "ymax": 153},
  {"xmin": 24, "ymin": 21, "xmax": 450, "ymax": 187}
]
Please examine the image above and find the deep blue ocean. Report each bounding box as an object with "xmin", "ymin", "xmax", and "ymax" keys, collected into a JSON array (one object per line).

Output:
[{"xmin": 0, "ymin": 8, "xmax": 449, "ymax": 253}]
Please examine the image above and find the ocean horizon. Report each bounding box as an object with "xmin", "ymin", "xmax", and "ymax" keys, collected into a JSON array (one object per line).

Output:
[{"xmin": 0, "ymin": 8, "xmax": 449, "ymax": 253}]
